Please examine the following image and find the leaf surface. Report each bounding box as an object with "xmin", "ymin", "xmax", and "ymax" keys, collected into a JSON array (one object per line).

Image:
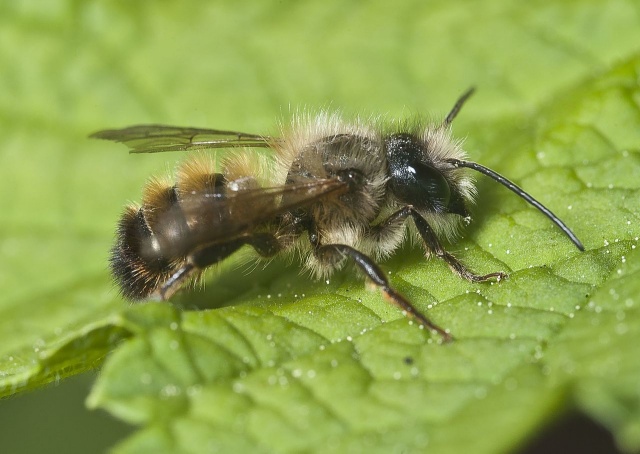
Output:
[{"xmin": 1, "ymin": 1, "xmax": 639, "ymax": 452}]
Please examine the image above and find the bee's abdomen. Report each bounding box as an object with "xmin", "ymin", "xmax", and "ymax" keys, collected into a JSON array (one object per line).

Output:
[
  {"xmin": 110, "ymin": 204, "xmax": 175, "ymax": 300},
  {"xmin": 110, "ymin": 159, "xmax": 227, "ymax": 300}
]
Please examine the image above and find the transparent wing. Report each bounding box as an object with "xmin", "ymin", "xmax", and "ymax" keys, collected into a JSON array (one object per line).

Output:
[
  {"xmin": 90, "ymin": 124, "xmax": 279, "ymax": 153},
  {"xmin": 176, "ymin": 178, "xmax": 349, "ymax": 241}
]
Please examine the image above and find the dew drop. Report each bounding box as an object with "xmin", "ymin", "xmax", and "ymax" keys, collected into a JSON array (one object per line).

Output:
[
  {"xmin": 616, "ymin": 323, "xmax": 628, "ymax": 335},
  {"xmin": 160, "ymin": 384, "xmax": 181, "ymax": 397}
]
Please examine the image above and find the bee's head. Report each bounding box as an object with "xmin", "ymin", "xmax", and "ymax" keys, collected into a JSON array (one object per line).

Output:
[
  {"xmin": 381, "ymin": 88, "xmax": 583, "ymax": 251},
  {"xmin": 384, "ymin": 132, "xmax": 473, "ymax": 217}
]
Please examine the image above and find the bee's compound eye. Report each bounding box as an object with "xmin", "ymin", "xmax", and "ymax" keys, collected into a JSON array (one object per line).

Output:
[
  {"xmin": 393, "ymin": 162, "xmax": 451, "ymax": 212},
  {"xmin": 385, "ymin": 133, "xmax": 452, "ymax": 213}
]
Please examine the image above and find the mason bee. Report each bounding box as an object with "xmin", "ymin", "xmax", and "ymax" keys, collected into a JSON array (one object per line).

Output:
[{"xmin": 92, "ymin": 89, "xmax": 583, "ymax": 341}]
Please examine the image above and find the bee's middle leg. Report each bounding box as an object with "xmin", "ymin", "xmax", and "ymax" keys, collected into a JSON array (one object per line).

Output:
[{"xmin": 371, "ymin": 206, "xmax": 506, "ymax": 282}]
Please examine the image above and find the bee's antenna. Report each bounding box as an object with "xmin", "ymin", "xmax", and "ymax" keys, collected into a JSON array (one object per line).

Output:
[
  {"xmin": 447, "ymin": 158, "xmax": 585, "ymax": 251},
  {"xmin": 444, "ymin": 87, "xmax": 476, "ymax": 126}
]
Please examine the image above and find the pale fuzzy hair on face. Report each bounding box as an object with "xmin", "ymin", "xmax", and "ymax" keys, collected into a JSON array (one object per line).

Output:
[
  {"xmin": 419, "ymin": 124, "xmax": 476, "ymax": 242},
  {"xmin": 421, "ymin": 124, "xmax": 468, "ymax": 162}
]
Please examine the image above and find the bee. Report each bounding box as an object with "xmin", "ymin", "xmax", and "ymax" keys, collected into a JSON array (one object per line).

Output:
[{"xmin": 91, "ymin": 89, "xmax": 583, "ymax": 342}]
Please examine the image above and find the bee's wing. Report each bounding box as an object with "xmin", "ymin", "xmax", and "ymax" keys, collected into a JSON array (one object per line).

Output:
[
  {"xmin": 178, "ymin": 178, "xmax": 349, "ymax": 241},
  {"xmin": 90, "ymin": 124, "xmax": 278, "ymax": 153}
]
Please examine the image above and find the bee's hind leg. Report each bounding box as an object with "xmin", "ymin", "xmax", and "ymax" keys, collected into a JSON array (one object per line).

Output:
[
  {"xmin": 153, "ymin": 263, "xmax": 197, "ymax": 301},
  {"xmin": 154, "ymin": 232, "xmax": 285, "ymax": 301},
  {"xmin": 154, "ymin": 237, "xmax": 248, "ymax": 300},
  {"xmin": 312, "ymin": 240, "xmax": 453, "ymax": 342}
]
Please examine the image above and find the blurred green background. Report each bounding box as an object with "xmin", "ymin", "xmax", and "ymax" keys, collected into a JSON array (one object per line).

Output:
[{"xmin": 1, "ymin": 1, "xmax": 639, "ymax": 452}]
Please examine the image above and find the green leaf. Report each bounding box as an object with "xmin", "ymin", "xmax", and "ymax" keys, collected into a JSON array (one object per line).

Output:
[{"xmin": 1, "ymin": 1, "xmax": 639, "ymax": 453}]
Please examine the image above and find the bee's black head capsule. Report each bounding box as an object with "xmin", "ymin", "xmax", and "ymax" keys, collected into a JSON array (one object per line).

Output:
[{"xmin": 385, "ymin": 133, "xmax": 455, "ymax": 214}]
